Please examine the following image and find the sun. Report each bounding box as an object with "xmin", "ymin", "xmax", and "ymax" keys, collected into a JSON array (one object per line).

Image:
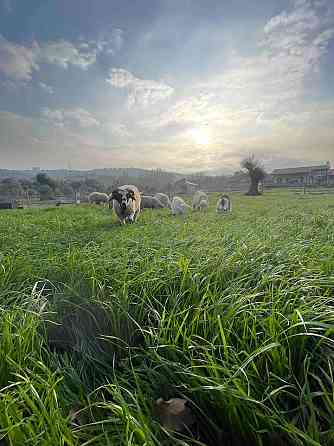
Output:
[{"xmin": 190, "ymin": 127, "xmax": 211, "ymax": 146}]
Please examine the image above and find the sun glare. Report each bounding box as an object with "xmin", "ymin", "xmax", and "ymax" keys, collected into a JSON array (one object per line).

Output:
[{"xmin": 190, "ymin": 128, "xmax": 211, "ymax": 146}]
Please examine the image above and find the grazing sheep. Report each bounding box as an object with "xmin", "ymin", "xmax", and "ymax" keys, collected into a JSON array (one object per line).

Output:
[
  {"xmin": 216, "ymin": 194, "xmax": 232, "ymax": 213},
  {"xmin": 171, "ymin": 196, "xmax": 191, "ymax": 216},
  {"xmin": 88, "ymin": 192, "xmax": 109, "ymax": 206},
  {"xmin": 109, "ymin": 185, "xmax": 141, "ymax": 224},
  {"xmin": 154, "ymin": 193, "xmax": 171, "ymax": 208},
  {"xmin": 198, "ymin": 198, "xmax": 209, "ymax": 211},
  {"xmin": 192, "ymin": 190, "xmax": 209, "ymax": 210},
  {"xmin": 141, "ymin": 195, "xmax": 164, "ymax": 210}
]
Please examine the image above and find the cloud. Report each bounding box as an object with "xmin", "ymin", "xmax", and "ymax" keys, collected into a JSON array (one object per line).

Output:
[
  {"xmin": 260, "ymin": 0, "xmax": 334, "ymax": 86},
  {"xmin": 125, "ymin": 0, "xmax": 334, "ymax": 171},
  {"xmin": 139, "ymin": 0, "xmax": 334, "ymax": 146},
  {"xmin": 0, "ymin": 28, "xmax": 124, "ymax": 82},
  {"xmin": 0, "ymin": 1, "xmax": 333, "ymax": 172},
  {"xmin": 93, "ymin": 27, "xmax": 124, "ymax": 55},
  {"xmin": 0, "ymin": 36, "xmax": 38, "ymax": 81},
  {"xmin": 139, "ymin": 93, "xmax": 216, "ymax": 130},
  {"xmin": 105, "ymin": 122, "xmax": 131, "ymax": 138},
  {"xmin": 0, "ymin": 105, "xmax": 333, "ymax": 172},
  {"xmin": 41, "ymin": 108, "xmax": 65, "ymax": 127},
  {"xmin": 41, "ymin": 107, "xmax": 100, "ymax": 128},
  {"xmin": 106, "ymin": 68, "xmax": 174, "ymax": 107},
  {"xmin": 0, "ymin": 36, "xmax": 94, "ymax": 82},
  {"xmin": 39, "ymin": 82, "xmax": 54, "ymax": 94},
  {"xmin": 38, "ymin": 29, "xmax": 124, "ymax": 69},
  {"xmin": 199, "ymin": 0, "xmax": 334, "ymax": 106},
  {"xmin": 36, "ymin": 40, "xmax": 97, "ymax": 69},
  {"xmin": 0, "ymin": 110, "xmax": 105, "ymax": 168},
  {"xmin": 64, "ymin": 108, "xmax": 101, "ymax": 128},
  {"xmin": 0, "ymin": 110, "xmax": 135, "ymax": 170}
]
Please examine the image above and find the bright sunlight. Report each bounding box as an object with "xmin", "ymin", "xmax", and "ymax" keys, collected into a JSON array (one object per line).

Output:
[{"xmin": 190, "ymin": 127, "xmax": 211, "ymax": 146}]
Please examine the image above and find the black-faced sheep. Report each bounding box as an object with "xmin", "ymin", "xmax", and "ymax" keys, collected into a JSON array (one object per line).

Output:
[
  {"xmin": 109, "ymin": 185, "xmax": 141, "ymax": 224},
  {"xmin": 216, "ymin": 194, "xmax": 232, "ymax": 213}
]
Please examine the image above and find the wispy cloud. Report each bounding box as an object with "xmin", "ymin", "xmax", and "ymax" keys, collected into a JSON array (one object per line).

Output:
[
  {"xmin": 39, "ymin": 82, "xmax": 54, "ymax": 94},
  {"xmin": 141, "ymin": 0, "xmax": 334, "ymax": 142},
  {"xmin": 104, "ymin": 122, "xmax": 131, "ymax": 138},
  {"xmin": 124, "ymin": 0, "xmax": 334, "ymax": 170},
  {"xmin": 260, "ymin": 0, "xmax": 334, "ymax": 90},
  {"xmin": 106, "ymin": 68, "xmax": 174, "ymax": 107},
  {"xmin": 0, "ymin": 36, "xmax": 38, "ymax": 81},
  {"xmin": 0, "ymin": 0, "xmax": 333, "ymax": 171},
  {"xmin": 37, "ymin": 40, "xmax": 98, "ymax": 69},
  {"xmin": 92, "ymin": 27, "xmax": 124, "ymax": 55},
  {"xmin": 41, "ymin": 107, "xmax": 100, "ymax": 128}
]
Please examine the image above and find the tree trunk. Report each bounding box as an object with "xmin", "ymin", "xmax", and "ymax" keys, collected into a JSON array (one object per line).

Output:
[{"xmin": 246, "ymin": 179, "xmax": 261, "ymax": 196}]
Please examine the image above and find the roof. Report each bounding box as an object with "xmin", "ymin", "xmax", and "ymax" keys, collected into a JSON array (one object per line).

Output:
[
  {"xmin": 185, "ymin": 180, "xmax": 198, "ymax": 186},
  {"xmin": 272, "ymin": 165, "xmax": 330, "ymax": 175},
  {"xmin": 174, "ymin": 178, "xmax": 198, "ymax": 186}
]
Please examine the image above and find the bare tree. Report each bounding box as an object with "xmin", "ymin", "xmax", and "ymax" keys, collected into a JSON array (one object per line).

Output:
[{"xmin": 241, "ymin": 155, "xmax": 266, "ymax": 196}]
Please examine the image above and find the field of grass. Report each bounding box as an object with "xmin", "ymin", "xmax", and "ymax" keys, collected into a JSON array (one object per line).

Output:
[{"xmin": 0, "ymin": 191, "xmax": 334, "ymax": 445}]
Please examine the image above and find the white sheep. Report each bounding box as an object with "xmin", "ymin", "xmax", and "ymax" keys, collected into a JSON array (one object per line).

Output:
[
  {"xmin": 141, "ymin": 195, "xmax": 164, "ymax": 209},
  {"xmin": 109, "ymin": 185, "xmax": 141, "ymax": 224},
  {"xmin": 192, "ymin": 190, "xmax": 209, "ymax": 210},
  {"xmin": 171, "ymin": 196, "xmax": 191, "ymax": 216},
  {"xmin": 88, "ymin": 192, "xmax": 109, "ymax": 206},
  {"xmin": 154, "ymin": 193, "xmax": 171, "ymax": 209},
  {"xmin": 198, "ymin": 198, "xmax": 209, "ymax": 211},
  {"xmin": 216, "ymin": 194, "xmax": 232, "ymax": 213}
]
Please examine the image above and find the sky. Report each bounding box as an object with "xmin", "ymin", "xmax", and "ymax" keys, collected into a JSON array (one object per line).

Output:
[{"xmin": 0, "ymin": 0, "xmax": 333, "ymax": 173}]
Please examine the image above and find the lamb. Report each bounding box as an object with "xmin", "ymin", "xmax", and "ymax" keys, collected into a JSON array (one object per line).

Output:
[
  {"xmin": 192, "ymin": 190, "xmax": 209, "ymax": 210},
  {"xmin": 171, "ymin": 196, "xmax": 191, "ymax": 216},
  {"xmin": 154, "ymin": 193, "xmax": 171, "ymax": 209},
  {"xmin": 88, "ymin": 192, "xmax": 109, "ymax": 206},
  {"xmin": 216, "ymin": 194, "xmax": 232, "ymax": 213},
  {"xmin": 141, "ymin": 195, "xmax": 164, "ymax": 209},
  {"xmin": 109, "ymin": 185, "xmax": 141, "ymax": 224}
]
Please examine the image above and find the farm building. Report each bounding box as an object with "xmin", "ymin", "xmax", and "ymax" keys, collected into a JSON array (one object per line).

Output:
[
  {"xmin": 0, "ymin": 199, "xmax": 18, "ymax": 209},
  {"xmin": 272, "ymin": 162, "xmax": 331, "ymax": 186},
  {"xmin": 329, "ymin": 169, "xmax": 334, "ymax": 185},
  {"xmin": 173, "ymin": 178, "xmax": 198, "ymax": 194}
]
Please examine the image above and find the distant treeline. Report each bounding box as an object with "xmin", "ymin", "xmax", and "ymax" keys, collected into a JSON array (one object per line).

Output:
[
  {"xmin": 0, "ymin": 174, "xmax": 108, "ymax": 201},
  {"xmin": 0, "ymin": 169, "xmax": 251, "ymax": 201}
]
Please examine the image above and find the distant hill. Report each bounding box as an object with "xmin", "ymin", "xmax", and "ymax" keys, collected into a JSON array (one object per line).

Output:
[
  {"xmin": 0, "ymin": 167, "xmax": 184, "ymax": 180},
  {"xmin": 197, "ymin": 167, "xmax": 235, "ymax": 177}
]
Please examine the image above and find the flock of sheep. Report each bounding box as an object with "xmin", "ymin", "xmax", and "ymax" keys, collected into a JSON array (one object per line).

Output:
[{"xmin": 88, "ymin": 186, "xmax": 231, "ymax": 225}]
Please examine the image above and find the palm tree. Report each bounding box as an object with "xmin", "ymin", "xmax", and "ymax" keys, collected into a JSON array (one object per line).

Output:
[{"xmin": 241, "ymin": 155, "xmax": 266, "ymax": 196}]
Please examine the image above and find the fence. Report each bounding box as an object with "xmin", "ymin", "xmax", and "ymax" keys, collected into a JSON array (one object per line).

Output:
[
  {"xmin": 301, "ymin": 186, "xmax": 334, "ymax": 195},
  {"xmin": 25, "ymin": 196, "xmax": 76, "ymax": 208},
  {"xmin": 266, "ymin": 185, "xmax": 334, "ymax": 195}
]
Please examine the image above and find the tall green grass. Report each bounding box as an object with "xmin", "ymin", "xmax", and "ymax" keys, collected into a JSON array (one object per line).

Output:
[{"xmin": 0, "ymin": 191, "xmax": 333, "ymax": 445}]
